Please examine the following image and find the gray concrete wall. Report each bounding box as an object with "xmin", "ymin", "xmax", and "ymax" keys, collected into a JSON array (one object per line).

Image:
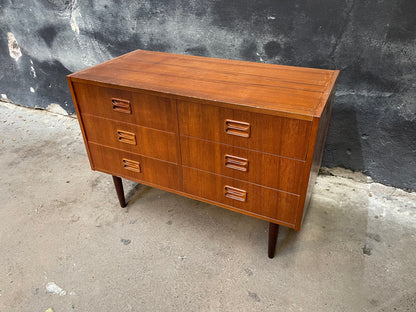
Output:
[{"xmin": 1, "ymin": 0, "xmax": 415, "ymax": 190}]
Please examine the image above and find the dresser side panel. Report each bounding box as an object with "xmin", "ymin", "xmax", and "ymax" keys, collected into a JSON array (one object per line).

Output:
[
  {"xmin": 295, "ymin": 92, "xmax": 334, "ymax": 230},
  {"xmin": 67, "ymin": 76, "xmax": 95, "ymax": 170}
]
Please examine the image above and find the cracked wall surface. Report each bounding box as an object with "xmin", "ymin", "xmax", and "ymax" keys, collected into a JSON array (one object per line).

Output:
[{"xmin": 0, "ymin": 0, "xmax": 415, "ymax": 189}]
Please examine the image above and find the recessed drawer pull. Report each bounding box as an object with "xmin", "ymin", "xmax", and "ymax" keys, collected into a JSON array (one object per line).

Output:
[
  {"xmin": 224, "ymin": 185, "xmax": 247, "ymax": 202},
  {"xmin": 117, "ymin": 130, "xmax": 137, "ymax": 145},
  {"xmin": 122, "ymin": 158, "xmax": 141, "ymax": 173},
  {"xmin": 225, "ymin": 119, "xmax": 251, "ymax": 138},
  {"xmin": 112, "ymin": 98, "xmax": 132, "ymax": 114},
  {"xmin": 225, "ymin": 154, "xmax": 249, "ymax": 172}
]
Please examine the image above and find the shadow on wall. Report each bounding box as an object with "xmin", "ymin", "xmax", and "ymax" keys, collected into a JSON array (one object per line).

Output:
[
  {"xmin": 323, "ymin": 91, "xmax": 416, "ymax": 190},
  {"xmin": 324, "ymin": 98, "xmax": 365, "ymax": 172}
]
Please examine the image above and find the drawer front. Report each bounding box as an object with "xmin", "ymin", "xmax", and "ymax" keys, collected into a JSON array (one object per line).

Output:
[
  {"xmin": 73, "ymin": 82, "xmax": 176, "ymax": 132},
  {"xmin": 89, "ymin": 143, "xmax": 179, "ymax": 190},
  {"xmin": 178, "ymin": 101, "xmax": 311, "ymax": 160},
  {"xmin": 181, "ymin": 136, "xmax": 304, "ymax": 194},
  {"xmin": 183, "ymin": 167, "xmax": 298, "ymax": 225},
  {"xmin": 83, "ymin": 114, "xmax": 178, "ymax": 163}
]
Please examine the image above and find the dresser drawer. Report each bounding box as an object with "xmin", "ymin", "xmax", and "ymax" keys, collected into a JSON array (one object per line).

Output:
[
  {"xmin": 178, "ymin": 101, "xmax": 312, "ymax": 160},
  {"xmin": 183, "ymin": 167, "xmax": 298, "ymax": 225},
  {"xmin": 181, "ymin": 136, "xmax": 304, "ymax": 194},
  {"xmin": 89, "ymin": 143, "xmax": 179, "ymax": 190},
  {"xmin": 73, "ymin": 82, "xmax": 176, "ymax": 132},
  {"xmin": 83, "ymin": 114, "xmax": 178, "ymax": 163}
]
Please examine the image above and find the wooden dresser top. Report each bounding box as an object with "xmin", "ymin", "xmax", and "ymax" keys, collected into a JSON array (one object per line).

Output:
[{"xmin": 69, "ymin": 49, "xmax": 339, "ymax": 120}]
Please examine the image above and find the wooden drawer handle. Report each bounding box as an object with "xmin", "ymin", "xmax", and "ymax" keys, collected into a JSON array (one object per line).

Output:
[
  {"xmin": 122, "ymin": 158, "xmax": 141, "ymax": 173},
  {"xmin": 224, "ymin": 185, "xmax": 247, "ymax": 202},
  {"xmin": 225, "ymin": 154, "xmax": 249, "ymax": 172},
  {"xmin": 225, "ymin": 119, "xmax": 251, "ymax": 138},
  {"xmin": 117, "ymin": 130, "xmax": 136, "ymax": 145},
  {"xmin": 112, "ymin": 98, "xmax": 131, "ymax": 114}
]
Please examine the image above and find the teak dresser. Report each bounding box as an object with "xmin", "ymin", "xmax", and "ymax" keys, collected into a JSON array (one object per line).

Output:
[{"xmin": 67, "ymin": 49, "xmax": 339, "ymax": 258}]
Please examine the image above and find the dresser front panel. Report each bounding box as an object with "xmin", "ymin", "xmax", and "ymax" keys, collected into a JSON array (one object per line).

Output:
[
  {"xmin": 89, "ymin": 143, "xmax": 179, "ymax": 190},
  {"xmin": 181, "ymin": 136, "xmax": 305, "ymax": 194},
  {"xmin": 73, "ymin": 82, "xmax": 176, "ymax": 132},
  {"xmin": 182, "ymin": 167, "xmax": 298, "ymax": 225},
  {"xmin": 82, "ymin": 114, "xmax": 178, "ymax": 163},
  {"xmin": 178, "ymin": 101, "xmax": 312, "ymax": 160}
]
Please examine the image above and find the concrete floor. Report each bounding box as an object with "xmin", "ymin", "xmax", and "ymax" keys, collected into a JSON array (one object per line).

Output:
[{"xmin": 0, "ymin": 101, "xmax": 415, "ymax": 312}]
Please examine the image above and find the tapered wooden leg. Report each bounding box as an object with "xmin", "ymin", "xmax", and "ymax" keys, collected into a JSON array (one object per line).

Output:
[
  {"xmin": 268, "ymin": 222, "xmax": 279, "ymax": 258},
  {"xmin": 112, "ymin": 175, "xmax": 126, "ymax": 208}
]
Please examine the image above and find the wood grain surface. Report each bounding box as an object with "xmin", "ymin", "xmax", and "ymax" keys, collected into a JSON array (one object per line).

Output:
[
  {"xmin": 72, "ymin": 82, "xmax": 176, "ymax": 132},
  {"xmin": 67, "ymin": 49, "xmax": 339, "ymax": 232},
  {"xmin": 89, "ymin": 143, "xmax": 179, "ymax": 191},
  {"xmin": 69, "ymin": 49, "xmax": 338, "ymax": 119},
  {"xmin": 82, "ymin": 114, "xmax": 178, "ymax": 163},
  {"xmin": 178, "ymin": 100, "xmax": 312, "ymax": 160},
  {"xmin": 180, "ymin": 136, "xmax": 305, "ymax": 194},
  {"xmin": 182, "ymin": 167, "xmax": 299, "ymax": 226}
]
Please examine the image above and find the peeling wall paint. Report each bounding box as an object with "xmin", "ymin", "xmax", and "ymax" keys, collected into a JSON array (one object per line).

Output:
[
  {"xmin": 30, "ymin": 59, "xmax": 37, "ymax": 78},
  {"xmin": 69, "ymin": 0, "xmax": 81, "ymax": 35},
  {"xmin": 7, "ymin": 32, "xmax": 22, "ymax": 61},
  {"xmin": 0, "ymin": 0, "xmax": 415, "ymax": 189}
]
